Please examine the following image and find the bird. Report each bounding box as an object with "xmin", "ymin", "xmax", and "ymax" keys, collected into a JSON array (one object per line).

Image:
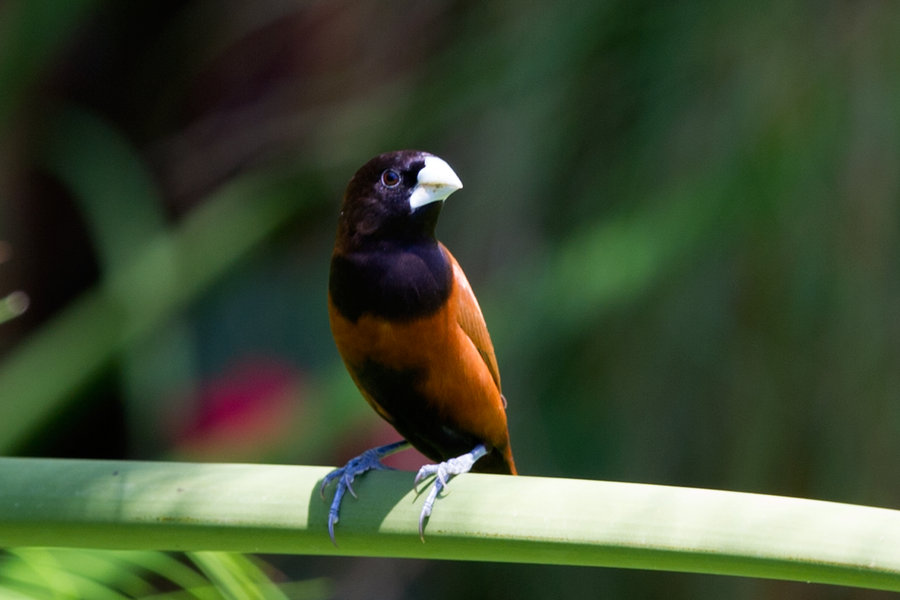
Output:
[{"xmin": 321, "ymin": 150, "xmax": 516, "ymax": 543}]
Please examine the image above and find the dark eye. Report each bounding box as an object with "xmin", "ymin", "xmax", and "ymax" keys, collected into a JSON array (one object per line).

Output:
[{"xmin": 381, "ymin": 169, "xmax": 401, "ymax": 187}]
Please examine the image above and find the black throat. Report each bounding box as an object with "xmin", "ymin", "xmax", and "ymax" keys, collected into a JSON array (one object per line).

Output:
[{"xmin": 329, "ymin": 241, "xmax": 452, "ymax": 322}]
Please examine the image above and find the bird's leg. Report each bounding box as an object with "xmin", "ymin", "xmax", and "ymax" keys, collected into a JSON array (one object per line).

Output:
[
  {"xmin": 320, "ymin": 440, "xmax": 410, "ymax": 545},
  {"xmin": 413, "ymin": 443, "xmax": 488, "ymax": 542}
]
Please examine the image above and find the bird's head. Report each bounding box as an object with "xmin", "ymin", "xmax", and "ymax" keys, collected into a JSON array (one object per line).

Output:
[{"xmin": 338, "ymin": 150, "xmax": 463, "ymax": 250}]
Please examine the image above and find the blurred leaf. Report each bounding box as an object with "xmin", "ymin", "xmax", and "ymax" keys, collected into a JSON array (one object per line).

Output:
[
  {"xmin": 40, "ymin": 105, "xmax": 192, "ymax": 454},
  {"xmin": 42, "ymin": 106, "xmax": 167, "ymax": 269},
  {"xmin": 0, "ymin": 1, "xmax": 100, "ymax": 137},
  {"xmin": 0, "ymin": 164, "xmax": 312, "ymax": 452},
  {"xmin": 189, "ymin": 552, "xmax": 288, "ymax": 600},
  {"xmin": 0, "ymin": 548, "xmax": 329, "ymax": 599}
]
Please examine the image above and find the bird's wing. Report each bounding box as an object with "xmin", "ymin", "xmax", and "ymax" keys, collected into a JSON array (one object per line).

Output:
[{"xmin": 442, "ymin": 244, "xmax": 502, "ymax": 393}]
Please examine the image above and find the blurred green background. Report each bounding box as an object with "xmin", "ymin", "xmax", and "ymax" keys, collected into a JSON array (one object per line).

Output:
[{"xmin": 1, "ymin": 1, "xmax": 899, "ymax": 598}]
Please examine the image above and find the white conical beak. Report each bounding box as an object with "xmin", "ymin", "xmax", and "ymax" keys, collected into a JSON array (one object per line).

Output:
[{"xmin": 408, "ymin": 156, "xmax": 463, "ymax": 210}]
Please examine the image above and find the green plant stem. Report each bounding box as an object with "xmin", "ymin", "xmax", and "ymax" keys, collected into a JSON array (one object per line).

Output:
[{"xmin": 0, "ymin": 458, "xmax": 897, "ymax": 591}]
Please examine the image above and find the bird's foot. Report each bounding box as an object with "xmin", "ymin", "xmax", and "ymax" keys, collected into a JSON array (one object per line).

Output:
[
  {"xmin": 320, "ymin": 440, "xmax": 409, "ymax": 545},
  {"xmin": 413, "ymin": 444, "xmax": 488, "ymax": 542}
]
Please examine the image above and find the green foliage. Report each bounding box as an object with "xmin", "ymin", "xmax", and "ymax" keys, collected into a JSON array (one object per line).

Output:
[{"xmin": 0, "ymin": 548, "xmax": 331, "ymax": 600}]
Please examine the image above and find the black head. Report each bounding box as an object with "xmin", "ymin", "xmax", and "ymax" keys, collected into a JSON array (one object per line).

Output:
[{"xmin": 336, "ymin": 150, "xmax": 463, "ymax": 252}]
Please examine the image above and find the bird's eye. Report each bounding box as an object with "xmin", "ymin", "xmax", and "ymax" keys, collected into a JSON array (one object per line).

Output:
[{"xmin": 381, "ymin": 169, "xmax": 401, "ymax": 188}]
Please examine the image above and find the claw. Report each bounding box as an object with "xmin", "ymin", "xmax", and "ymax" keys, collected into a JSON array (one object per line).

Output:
[
  {"xmin": 414, "ymin": 444, "xmax": 488, "ymax": 542},
  {"xmin": 417, "ymin": 473, "xmax": 445, "ymax": 541},
  {"xmin": 320, "ymin": 467, "xmax": 342, "ymax": 500},
  {"xmin": 328, "ymin": 512, "xmax": 337, "ymax": 542},
  {"xmin": 320, "ymin": 440, "xmax": 409, "ymax": 545},
  {"xmin": 413, "ymin": 464, "xmax": 434, "ymax": 493}
]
